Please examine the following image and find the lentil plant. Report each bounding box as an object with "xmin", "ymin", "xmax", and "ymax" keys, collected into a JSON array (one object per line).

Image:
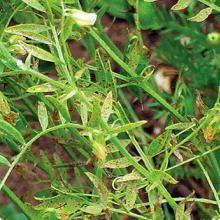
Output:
[{"xmin": 0, "ymin": 0, "xmax": 220, "ymax": 219}]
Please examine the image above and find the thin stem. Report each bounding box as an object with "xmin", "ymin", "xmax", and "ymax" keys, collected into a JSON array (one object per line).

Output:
[
  {"xmin": 166, "ymin": 145, "xmax": 220, "ymax": 171},
  {"xmin": 197, "ymin": 159, "xmax": 220, "ymax": 211},
  {"xmin": 0, "ymin": 123, "xmax": 86, "ymax": 191},
  {"xmin": 90, "ymin": 28, "xmax": 186, "ymax": 122}
]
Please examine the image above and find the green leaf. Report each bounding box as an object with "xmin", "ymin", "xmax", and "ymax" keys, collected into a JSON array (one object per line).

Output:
[
  {"xmin": 101, "ymin": 156, "xmax": 141, "ymax": 169},
  {"xmin": 165, "ymin": 122, "xmax": 195, "ymax": 130},
  {"xmin": 47, "ymin": 96, "xmax": 71, "ymax": 122},
  {"xmin": 39, "ymin": 150, "xmax": 56, "ymax": 180},
  {"xmin": 110, "ymin": 120, "xmax": 147, "ymax": 134},
  {"xmin": 0, "ymin": 155, "xmax": 10, "ymax": 166},
  {"xmin": 59, "ymin": 86, "xmax": 77, "ymax": 102},
  {"xmin": 81, "ymin": 204, "xmax": 103, "ymax": 215},
  {"xmin": 150, "ymin": 170, "xmax": 178, "ymax": 184},
  {"xmin": 0, "ymin": 120, "xmax": 25, "ymax": 144},
  {"xmin": 86, "ymin": 172, "xmax": 109, "ymax": 206},
  {"xmin": 171, "ymin": 0, "xmax": 191, "ymax": 10},
  {"xmin": 34, "ymin": 188, "xmax": 58, "ymax": 201},
  {"xmin": 38, "ymin": 102, "xmax": 48, "ymax": 131},
  {"xmin": 188, "ymin": 7, "xmax": 212, "ymax": 22},
  {"xmin": 19, "ymin": 42, "xmax": 57, "ymax": 62},
  {"xmin": 106, "ymin": 139, "xmax": 130, "ymax": 153},
  {"xmin": 0, "ymin": 42, "xmax": 18, "ymax": 70},
  {"xmin": 22, "ymin": 0, "xmax": 45, "ymax": 12},
  {"xmin": 147, "ymin": 139, "xmax": 162, "ymax": 157},
  {"xmin": 27, "ymin": 83, "xmax": 56, "ymax": 93},
  {"xmin": 101, "ymin": 91, "xmax": 113, "ymax": 123}
]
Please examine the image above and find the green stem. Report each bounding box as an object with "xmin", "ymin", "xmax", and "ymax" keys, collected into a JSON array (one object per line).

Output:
[
  {"xmin": 166, "ymin": 145, "xmax": 220, "ymax": 171},
  {"xmin": 2, "ymin": 185, "xmax": 39, "ymax": 220},
  {"xmin": 90, "ymin": 28, "xmax": 186, "ymax": 122},
  {"xmin": 198, "ymin": 0, "xmax": 220, "ymax": 12},
  {"xmin": 0, "ymin": 123, "xmax": 86, "ymax": 191},
  {"xmin": 197, "ymin": 159, "xmax": 220, "ymax": 211}
]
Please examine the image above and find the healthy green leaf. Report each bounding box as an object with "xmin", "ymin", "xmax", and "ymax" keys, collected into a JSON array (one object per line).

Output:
[
  {"xmin": 0, "ymin": 155, "xmax": 10, "ymax": 166},
  {"xmin": 21, "ymin": 0, "xmax": 45, "ymax": 12},
  {"xmin": 0, "ymin": 120, "xmax": 25, "ymax": 144}
]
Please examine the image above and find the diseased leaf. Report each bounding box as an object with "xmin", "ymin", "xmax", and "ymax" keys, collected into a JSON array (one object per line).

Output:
[
  {"xmin": 38, "ymin": 102, "xmax": 48, "ymax": 131},
  {"xmin": 36, "ymin": 194, "xmax": 84, "ymax": 218},
  {"xmin": 144, "ymin": 0, "xmax": 157, "ymax": 2},
  {"xmin": 125, "ymin": 182, "xmax": 138, "ymax": 211},
  {"xmin": 101, "ymin": 156, "xmax": 141, "ymax": 169},
  {"xmin": 171, "ymin": 0, "xmax": 191, "ymax": 10},
  {"xmin": 86, "ymin": 172, "xmax": 109, "ymax": 206},
  {"xmin": 6, "ymin": 24, "xmax": 49, "ymax": 33},
  {"xmin": 106, "ymin": 139, "xmax": 130, "ymax": 153},
  {"xmin": 27, "ymin": 83, "xmax": 56, "ymax": 93},
  {"xmin": 0, "ymin": 120, "xmax": 25, "ymax": 144},
  {"xmin": 101, "ymin": 91, "xmax": 113, "ymax": 123},
  {"xmin": 81, "ymin": 204, "xmax": 103, "ymax": 215},
  {"xmin": 110, "ymin": 120, "xmax": 147, "ymax": 134},
  {"xmin": 0, "ymin": 155, "xmax": 10, "ymax": 166},
  {"xmin": 21, "ymin": 0, "xmax": 45, "ymax": 12},
  {"xmin": 175, "ymin": 202, "xmax": 185, "ymax": 220},
  {"xmin": 80, "ymin": 103, "xmax": 88, "ymax": 125},
  {"xmin": 6, "ymin": 29, "xmax": 53, "ymax": 45},
  {"xmin": 165, "ymin": 122, "xmax": 195, "ymax": 130},
  {"xmin": 19, "ymin": 42, "xmax": 57, "ymax": 62},
  {"xmin": 188, "ymin": 7, "xmax": 212, "ymax": 22},
  {"xmin": 116, "ymin": 170, "xmax": 144, "ymax": 183},
  {"xmin": 92, "ymin": 141, "xmax": 107, "ymax": 161}
]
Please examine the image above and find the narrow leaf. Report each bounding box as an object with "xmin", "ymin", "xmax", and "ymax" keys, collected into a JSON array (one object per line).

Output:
[
  {"xmin": 81, "ymin": 204, "xmax": 103, "ymax": 215},
  {"xmin": 101, "ymin": 91, "xmax": 113, "ymax": 123},
  {"xmin": 21, "ymin": 0, "xmax": 45, "ymax": 12},
  {"xmin": 38, "ymin": 102, "xmax": 48, "ymax": 131},
  {"xmin": 27, "ymin": 83, "xmax": 56, "ymax": 93},
  {"xmin": 125, "ymin": 182, "xmax": 138, "ymax": 211},
  {"xmin": 20, "ymin": 42, "xmax": 57, "ymax": 62},
  {"xmin": 188, "ymin": 7, "xmax": 212, "ymax": 22},
  {"xmin": 0, "ymin": 120, "xmax": 25, "ymax": 144},
  {"xmin": 171, "ymin": 0, "xmax": 191, "ymax": 10},
  {"xmin": 6, "ymin": 30, "xmax": 53, "ymax": 45},
  {"xmin": 110, "ymin": 120, "xmax": 147, "ymax": 134},
  {"xmin": 6, "ymin": 24, "xmax": 49, "ymax": 33},
  {"xmin": 86, "ymin": 172, "xmax": 109, "ymax": 206},
  {"xmin": 0, "ymin": 155, "xmax": 10, "ymax": 166},
  {"xmin": 101, "ymin": 156, "xmax": 141, "ymax": 169}
]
